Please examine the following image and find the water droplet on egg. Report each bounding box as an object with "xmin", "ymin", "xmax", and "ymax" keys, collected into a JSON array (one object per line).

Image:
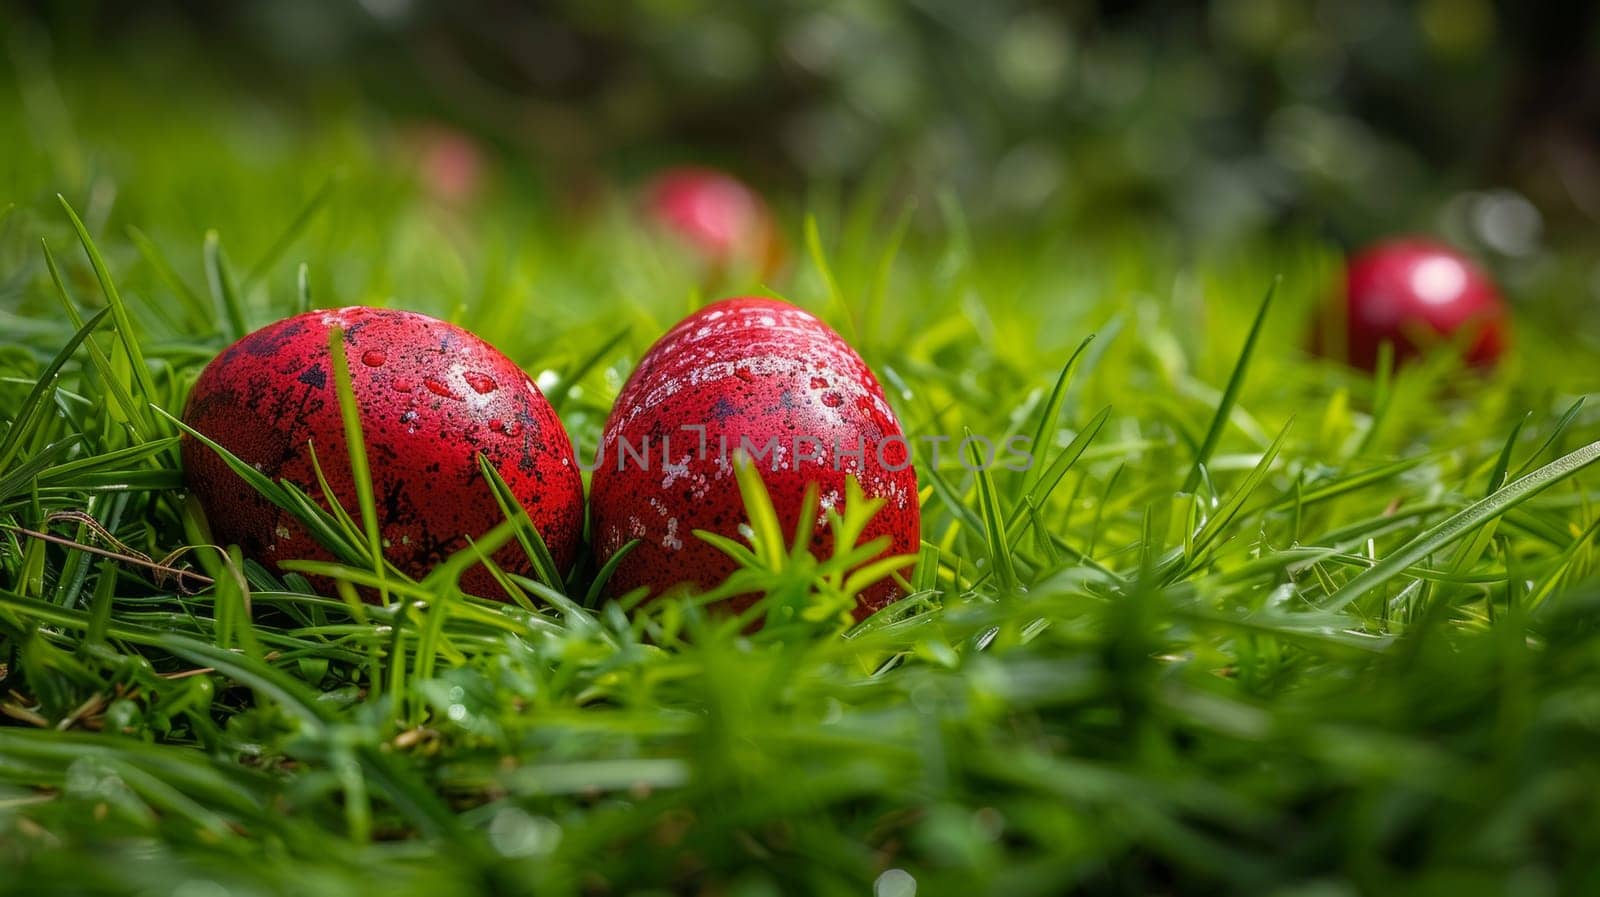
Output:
[
  {"xmin": 735, "ymin": 368, "xmax": 755, "ymax": 382},
  {"xmin": 361, "ymin": 350, "xmax": 387, "ymax": 367},
  {"xmin": 425, "ymin": 378, "xmax": 460, "ymax": 400},
  {"xmin": 822, "ymin": 392, "xmax": 844, "ymax": 408},
  {"xmin": 464, "ymin": 372, "xmax": 497, "ymax": 394},
  {"xmin": 810, "ymin": 376, "xmax": 829, "ymax": 389},
  {"xmin": 393, "ymin": 378, "xmax": 414, "ymax": 392}
]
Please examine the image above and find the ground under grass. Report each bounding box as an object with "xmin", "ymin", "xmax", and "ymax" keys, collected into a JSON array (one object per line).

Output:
[{"xmin": 5, "ymin": 71, "xmax": 1600, "ymax": 897}]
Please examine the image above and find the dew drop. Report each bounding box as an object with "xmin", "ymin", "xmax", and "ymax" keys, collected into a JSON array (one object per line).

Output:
[
  {"xmin": 393, "ymin": 378, "xmax": 414, "ymax": 393},
  {"xmin": 361, "ymin": 350, "xmax": 387, "ymax": 367},
  {"xmin": 735, "ymin": 368, "xmax": 756, "ymax": 382},
  {"xmin": 822, "ymin": 392, "xmax": 844, "ymax": 408},
  {"xmin": 810, "ymin": 376, "xmax": 830, "ymax": 389},
  {"xmin": 464, "ymin": 372, "xmax": 498, "ymax": 394},
  {"xmin": 425, "ymin": 378, "xmax": 460, "ymax": 400},
  {"xmin": 489, "ymin": 417, "xmax": 503, "ymax": 431}
]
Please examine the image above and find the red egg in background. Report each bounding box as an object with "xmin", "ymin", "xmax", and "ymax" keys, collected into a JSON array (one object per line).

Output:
[
  {"xmin": 396, "ymin": 124, "xmax": 487, "ymax": 206},
  {"xmin": 181, "ymin": 307, "xmax": 584, "ymax": 597},
  {"xmin": 643, "ymin": 167, "xmax": 785, "ymax": 278},
  {"xmin": 588, "ymin": 297, "xmax": 920, "ymax": 620},
  {"xmin": 1318, "ymin": 237, "xmax": 1509, "ymax": 369}
]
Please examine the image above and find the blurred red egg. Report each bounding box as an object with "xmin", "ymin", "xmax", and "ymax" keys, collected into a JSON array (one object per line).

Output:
[
  {"xmin": 1318, "ymin": 238, "xmax": 1509, "ymax": 369},
  {"xmin": 644, "ymin": 167, "xmax": 784, "ymax": 277},
  {"xmin": 400, "ymin": 125, "xmax": 486, "ymax": 206}
]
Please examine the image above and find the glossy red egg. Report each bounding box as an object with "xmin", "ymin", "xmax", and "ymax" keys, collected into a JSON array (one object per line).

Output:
[
  {"xmin": 1321, "ymin": 238, "xmax": 1509, "ymax": 369},
  {"xmin": 644, "ymin": 167, "xmax": 784, "ymax": 276},
  {"xmin": 181, "ymin": 307, "xmax": 584, "ymax": 597},
  {"xmin": 589, "ymin": 297, "xmax": 920, "ymax": 619}
]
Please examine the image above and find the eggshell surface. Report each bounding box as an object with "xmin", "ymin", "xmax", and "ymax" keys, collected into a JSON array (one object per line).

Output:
[
  {"xmin": 1324, "ymin": 238, "xmax": 1508, "ymax": 369},
  {"xmin": 590, "ymin": 297, "xmax": 920, "ymax": 618},
  {"xmin": 181, "ymin": 307, "xmax": 584, "ymax": 596}
]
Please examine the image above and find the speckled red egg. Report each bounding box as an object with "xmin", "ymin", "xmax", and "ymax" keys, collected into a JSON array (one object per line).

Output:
[
  {"xmin": 644, "ymin": 167, "xmax": 784, "ymax": 277},
  {"xmin": 1319, "ymin": 238, "xmax": 1509, "ymax": 369},
  {"xmin": 181, "ymin": 307, "xmax": 583, "ymax": 597},
  {"xmin": 589, "ymin": 297, "xmax": 921, "ymax": 619}
]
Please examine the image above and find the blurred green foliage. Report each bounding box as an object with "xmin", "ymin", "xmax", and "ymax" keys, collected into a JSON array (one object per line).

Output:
[
  {"xmin": 9, "ymin": 0, "xmax": 1600, "ymax": 336},
  {"xmin": 12, "ymin": 0, "xmax": 1600, "ymax": 252}
]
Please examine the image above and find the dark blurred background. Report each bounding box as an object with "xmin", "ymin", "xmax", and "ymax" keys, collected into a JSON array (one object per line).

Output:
[{"xmin": 6, "ymin": 0, "xmax": 1600, "ymax": 256}]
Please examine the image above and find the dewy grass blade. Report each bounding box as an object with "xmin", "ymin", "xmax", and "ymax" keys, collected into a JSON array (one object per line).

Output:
[
  {"xmin": 1184, "ymin": 277, "xmax": 1275, "ymax": 493},
  {"xmin": 1325, "ymin": 438, "xmax": 1600, "ymax": 611}
]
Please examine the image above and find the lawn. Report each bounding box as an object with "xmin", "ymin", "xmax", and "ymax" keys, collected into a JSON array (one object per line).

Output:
[{"xmin": 5, "ymin": 56, "xmax": 1600, "ymax": 897}]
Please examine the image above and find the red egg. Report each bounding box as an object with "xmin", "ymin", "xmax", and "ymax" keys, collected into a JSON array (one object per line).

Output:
[
  {"xmin": 1320, "ymin": 238, "xmax": 1509, "ymax": 369},
  {"xmin": 589, "ymin": 297, "xmax": 920, "ymax": 619},
  {"xmin": 644, "ymin": 167, "xmax": 784, "ymax": 276},
  {"xmin": 181, "ymin": 307, "xmax": 584, "ymax": 597},
  {"xmin": 399, "ymin": 124, "xmax": 486, "ymax": 206}
]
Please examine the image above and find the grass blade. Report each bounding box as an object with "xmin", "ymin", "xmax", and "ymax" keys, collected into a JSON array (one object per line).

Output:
[
  {"xmin": 0, "ymin": 307, "xmax": 108, "ymax": 472},
  {"xmin": 241, "ymin": 176, "xmax": 337, "ymax": 289},
  {"xmin": 476, "ymin": 452, "xmax": 565, "ymax": 591},
  {"xmin": 326, "ymin": 325, "xmax": 387, "ymax": 604},
  {"xmin": 57, "ymin": 195, "xmax": 162, "ymax": 408},
  {"xmin": 204, "ymin": 230, "xmax": 249, "ymax": 340},
  {"xmin": 1014, "ymin": 334, "xmax": 1094, "ymax": 500},
  {"xmin": 1184, "ymin": 278, "xmax": 1276, "ymax": 492},
  {"xmin": 967, "ymin": 428, "xmax": 1018, "ymax": 593},
  {"xmin": 1325, "ymin": 438, "xmax": 1600, "ymax": 611}
]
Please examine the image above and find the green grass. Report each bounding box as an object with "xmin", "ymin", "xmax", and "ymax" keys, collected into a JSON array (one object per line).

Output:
[{"xmin": 7, "ymin": 67, "xmax": 1600, "ymax": 897}]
